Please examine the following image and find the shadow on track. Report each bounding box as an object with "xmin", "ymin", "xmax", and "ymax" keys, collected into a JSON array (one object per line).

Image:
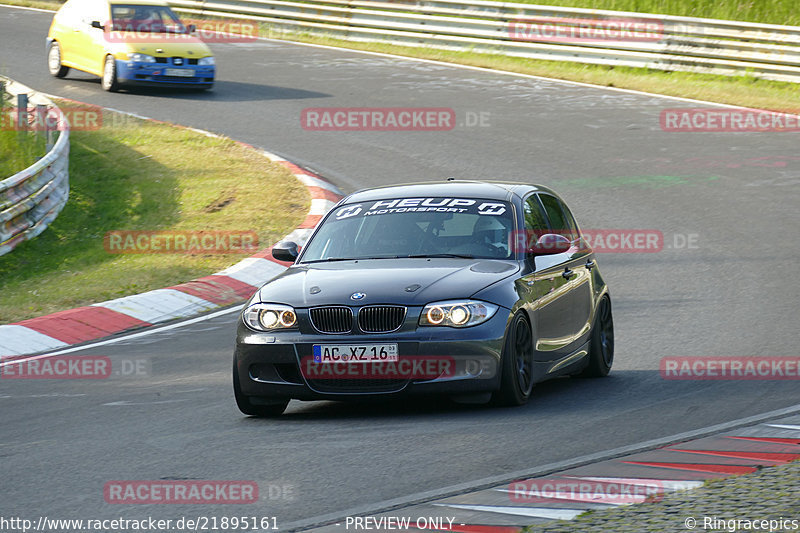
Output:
[
  {"xmin": 234, "ymin": 371, "xmax": 659, "ymax": 423},
  {"xmin": 57, "ymin": 74, "xmax": 330, "ymax": 101}
]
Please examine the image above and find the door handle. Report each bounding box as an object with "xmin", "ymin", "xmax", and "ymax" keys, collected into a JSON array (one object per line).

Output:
[
  {"xmin": 586, "ymin": 260, "xmax": 595, "ymax": 271},
  {"xmin": 562, "ymin": 268, "xmax": 574, "ymax": 280}
]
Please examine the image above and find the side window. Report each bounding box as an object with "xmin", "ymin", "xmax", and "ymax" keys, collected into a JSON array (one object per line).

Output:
[
  {"xmin": 57, "ymin": 0, "xmax": 79, "ymax": 23},
  {"xmin": 523, "ymin": 196, "xmax": 548, "ymax": 232},
  {"xmin": 523, "ymin": 195, "xmax": 548, "ymax": 250},
  {"xmin": 58, "ymin": 0, "xmax": 73, "ymax": 15},
  {"xmin": 94, "ymin": 0, "xmax": 110, "ymax": 25},
  {"xmin": 539, "ymin": 194, "xmax": 578, "ymax": 241},
  {"xmin": 75, "ymin": 0, "xmax": 98, "ymax": 26},
  {"xmin": 560, "ymin": 202, "xmax": 581, "ymax": 238}
]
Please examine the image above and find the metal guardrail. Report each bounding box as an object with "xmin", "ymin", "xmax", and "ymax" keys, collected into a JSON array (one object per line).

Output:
[
  {"xmin": 171, "ymin": 0, "xmax": 800, "ymax": 82},
  {"xmin": 0, "ymin": 77, "xmax": 70, "ymax": 257}
]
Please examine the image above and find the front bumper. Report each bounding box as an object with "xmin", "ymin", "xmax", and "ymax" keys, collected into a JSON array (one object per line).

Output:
[
  {"xmin": 234, "ymin": 308, "xmax": 509, "ymax": 401},
  {"xmin": 116, "ymin": 59, "xmax": 215, "ymax": 87}
]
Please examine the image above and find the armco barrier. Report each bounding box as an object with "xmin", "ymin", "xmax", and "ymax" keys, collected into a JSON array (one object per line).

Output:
[
  {"xmin": 0, "ymin": 76, "xmax": 70, "ymax": 256},
  {"xmin": 169, "ymin": 0, "xmax": 800, "ymax": 83}
]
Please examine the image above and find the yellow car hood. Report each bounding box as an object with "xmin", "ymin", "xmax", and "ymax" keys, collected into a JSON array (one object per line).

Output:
[{"xmin": 113, "ymin": 35, "xmax": 212, "ymax": 57}]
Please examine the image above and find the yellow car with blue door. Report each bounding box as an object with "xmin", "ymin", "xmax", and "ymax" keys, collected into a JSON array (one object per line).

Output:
[{"xmin": 46, "ymin": 0, "xmax": 215, "ymax": 91}]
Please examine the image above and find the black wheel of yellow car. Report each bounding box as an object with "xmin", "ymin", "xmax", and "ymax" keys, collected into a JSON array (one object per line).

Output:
[
  {"xmin": 101, "ymin": 55, "xmax": 119, "ymax": 92},
  {"xmin": 492, "ymin": 312, "xmax": 535, "ymax": 406},
  {"xmin": 580, "ymin": 295, "xmax": 614, "ymax": 377},
  {"xmin": 232, "ymin": 357, "xmax": 288, "ymax": 417},
  {"xmin": 47, "ymin": 41, "xmax": 70, "ymax": 78}
]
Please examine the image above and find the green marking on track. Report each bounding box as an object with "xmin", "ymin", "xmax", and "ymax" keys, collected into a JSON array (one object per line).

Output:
[{"xmin": 559, "ymin": 175, "xmax": 720, "ymax": 189}]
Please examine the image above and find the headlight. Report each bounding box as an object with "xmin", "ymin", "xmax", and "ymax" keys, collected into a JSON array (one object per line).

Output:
[
  {"xmin": 243, "ymin": 303, "xmax": 297, "ymax": 331},
  {"xmin": 198, "ymin": 57, "xmax": 215, "ymax": 66},
  {"xmin": 419, "ymin": 300, "xmax": 498, "ymax": 328},
  {"xmin": 128, "ymin": 53, "xmax": 156, "ymax": 63}
]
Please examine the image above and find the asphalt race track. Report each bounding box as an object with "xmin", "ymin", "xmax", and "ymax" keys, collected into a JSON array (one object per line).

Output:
[{"xmin": 1, "ymin": 5, "xmax": 799, "ymax": 529}]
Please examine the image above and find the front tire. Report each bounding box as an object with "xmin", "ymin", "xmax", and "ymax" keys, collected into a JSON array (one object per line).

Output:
[
  {"xmin": 101, "ymin": 55, "xmax": 119, "ymax": 92},
  {"xmin": 47, "ymin": 41, "xmax": 70, "ymax": 78},
  {"xmin": 492, "ymin": 313, "xmax": 535, "ymax": 406},
  {"xmin": 233, "ymin": 357, "xmax": 288, "ymax": 417},
  {"xmin": 580, "ymin": 295, "xmax": 614, "ymax": 377}
]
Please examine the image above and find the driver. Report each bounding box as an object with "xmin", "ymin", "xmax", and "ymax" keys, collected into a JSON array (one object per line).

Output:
[{"xmin": 472, "ymin": 215, "xmax": 512, "ymax": 257}]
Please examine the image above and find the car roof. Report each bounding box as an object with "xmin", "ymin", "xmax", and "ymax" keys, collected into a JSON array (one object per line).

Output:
[{"xmin": 342, "ymin": 180, "xmax": 557, "ymax": 204}]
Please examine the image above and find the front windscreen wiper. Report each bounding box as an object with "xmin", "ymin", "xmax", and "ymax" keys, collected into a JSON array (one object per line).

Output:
[
  {"xmin": 301, "ymin": 255, "xmax": 402, "ymax": 264},
  {"xmin": 404, "ymin": 253, "xmax": 476, "ymax": 259}
]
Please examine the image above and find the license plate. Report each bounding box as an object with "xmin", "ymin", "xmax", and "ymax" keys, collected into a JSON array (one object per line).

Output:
[
  {"xmin": 165, "ymin": 68, "xmax": 194, "ymax": 77},
  {"xmin": 312, "ymin": 344, "xmax": 398, "ymax": 363}
]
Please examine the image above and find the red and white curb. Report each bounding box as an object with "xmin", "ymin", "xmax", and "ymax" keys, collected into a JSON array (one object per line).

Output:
[
  {"xmin": 0, "ymin": 106, "xmax": 343, "ymax": 357},
  {"xmin": 306, "ymin": 417, "xmax": 800, "ymax": 532}
]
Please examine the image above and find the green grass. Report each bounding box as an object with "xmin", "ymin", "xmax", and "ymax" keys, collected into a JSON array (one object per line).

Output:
[
  {"xmin": 263, "ymin": 30, "xmax": 800, "ymax": 111},
  {"xmin": 0, "ymin": 129, "xmax": 45, "ymax": 177},
  {"xmin": 0, "ymin": 104, "xmax": 309, "ymax": 323},
  {"xmin": 504, "ymin": 0, "xmax": 800, "ymax": 26},
  {"xmin": 0, "ymin": 91, "xmax": 47, "ymax": 176}
]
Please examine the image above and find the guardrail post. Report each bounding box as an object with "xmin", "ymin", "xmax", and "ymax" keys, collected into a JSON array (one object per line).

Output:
[
  {"xmin": 17, "ymin": 92, "xmax": 28, "ymax": 130},
  {"xmin": 0, "ymin": 81, "xmax": 5, "ymax": 133},
  {"xmin": 35, "ymin": 104, "xmax": 50, "ymax": 149}
]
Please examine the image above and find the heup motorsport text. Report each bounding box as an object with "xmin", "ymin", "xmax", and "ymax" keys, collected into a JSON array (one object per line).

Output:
[{"xmin": 334, "ymin": 198, "xmax": 508, "ymax": 219}]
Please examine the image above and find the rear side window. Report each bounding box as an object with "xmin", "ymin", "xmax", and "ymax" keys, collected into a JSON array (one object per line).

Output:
[
  {"xmin": 539, "ymin": 194, "xmax": 579, "ymax": 240},
  {"xmin": 57, "ymin": 0, "xmax": 82, "ymax": 20},
  {"xmin": 523, "ymin": 195, "xmax": 548, "ymax": 232}
]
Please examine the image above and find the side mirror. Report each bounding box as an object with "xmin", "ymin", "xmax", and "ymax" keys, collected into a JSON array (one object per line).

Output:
[
  {"xmin": 272, "ymin": 241, "xmax": 299, "ymax": 262},
  {"xmin": 90, "ymin": 20, "xmax": 104, "ymax": 29},
  {"xmin": 528, "ymin": 233, "xmax": 571, "ymax": 256},
  {"xmin": 187, "ymin": 24, "xmax": 196, "ymax": 33}
]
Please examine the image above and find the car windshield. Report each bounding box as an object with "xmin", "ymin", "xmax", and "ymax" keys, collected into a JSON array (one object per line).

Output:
[
  {"xmin": 300, "ymin": 197, "xmax": 515, "ymax": 262},
  {"xmin": 111, "ymin": 4, "xmax": 186, "ymax": 33}
]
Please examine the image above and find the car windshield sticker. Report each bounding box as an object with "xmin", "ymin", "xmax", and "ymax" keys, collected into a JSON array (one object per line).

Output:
[{"xmin": 334, "ymin": 198, "xmax": 507, "ymax": 219}]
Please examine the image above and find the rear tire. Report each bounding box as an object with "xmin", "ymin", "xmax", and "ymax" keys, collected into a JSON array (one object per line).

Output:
[
  {"xmin": 492, "ymin": 313, "xmax": 535, "ymax": 406},
  {"xmin": 47, "ymin": 41, "xmax": 70, "ymax": 78},
  {"xmin": 233, "ymin": 357, "xmax": 288, "ymax": 417},
  {"xmin": 101, "ymin": 55, "xmax": 119, "ymax": 92},
  {"xmin": 580, "ymin": 296, "xmax": 614, "ymax": 377}
]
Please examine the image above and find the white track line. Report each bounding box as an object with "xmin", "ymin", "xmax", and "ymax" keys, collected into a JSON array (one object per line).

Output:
[
  {"xmin": 0, "ymin": 306, "xmax": 241, "ymax": 366},
  {"xmin": 434, "ymin": 503, "xmax": 585, "ymax": 520},
  {"xmin": 277, "ymin": 404, "xmax": 800, "ymax": 532}
]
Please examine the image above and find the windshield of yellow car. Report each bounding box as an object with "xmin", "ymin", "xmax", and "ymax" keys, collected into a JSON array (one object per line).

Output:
[{"xmin": 111, "ymin": 4, "xmax": 186, "ymax": 33}]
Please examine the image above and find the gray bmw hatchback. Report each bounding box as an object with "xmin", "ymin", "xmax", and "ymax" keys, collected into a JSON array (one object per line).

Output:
[{"xmin": 233, "ymin": 181, "xmax": 613, "ymax": 416}]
